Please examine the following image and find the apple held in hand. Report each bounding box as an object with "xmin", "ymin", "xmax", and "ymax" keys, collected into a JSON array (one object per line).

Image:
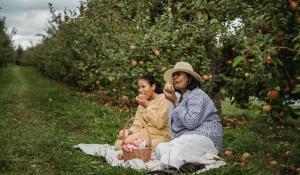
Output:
[
  {"xmin": 137, "ymin": 93, "xmax": 147, "ymax": 100},
  {"xmin": 164, "ymin": 83, "xmax": 173, "ymax": 92}
]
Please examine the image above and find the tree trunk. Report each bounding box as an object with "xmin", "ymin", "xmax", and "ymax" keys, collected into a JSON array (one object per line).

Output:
[{"xmin": 204, "ymin": 42, "xmax": 223, "ymax": 115}]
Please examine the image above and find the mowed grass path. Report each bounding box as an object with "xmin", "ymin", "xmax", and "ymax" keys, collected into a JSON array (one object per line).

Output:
[
  {"xmin": 0, "ymin": 65, "xmax": 139, "ymax": 174},
  {"xmin": 1, "ymin": 65, "xmax": 300, "ymax": 175}
]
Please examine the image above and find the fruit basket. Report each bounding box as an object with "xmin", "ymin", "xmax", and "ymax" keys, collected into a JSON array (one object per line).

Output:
[{"xmin": 121, "ymin": 118, "xmax": 152, "ymax": 162}]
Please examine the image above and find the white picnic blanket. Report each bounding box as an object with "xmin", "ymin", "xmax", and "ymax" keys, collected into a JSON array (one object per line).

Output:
[{"xmin": 73, "ymin": 144, "xmax": 226, "ymax": 172}]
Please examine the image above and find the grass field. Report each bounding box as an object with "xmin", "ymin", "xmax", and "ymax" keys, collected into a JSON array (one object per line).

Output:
[{"xmin": 0, "ymin": 65, "xmax": 299, "ymax": 175}]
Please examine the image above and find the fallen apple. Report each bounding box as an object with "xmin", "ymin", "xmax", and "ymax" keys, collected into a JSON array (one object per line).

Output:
[
  {"xmin": 131, "ymin": 60, "xmax": 138, "ymax": 66},
  {"xmin": 240, "ymin": 156, "xmax": 247, "ymax": 163},
  {"xmin": 130, "ymin": 45, "xmax": 136, "ymax": 49},
  {"xmin": 270, "ymin": 160, "xmax": 278, "ymax": 166},
  {"xmin": 242, "ymin": 152, "xmax": 251, "ymax": 159},
  {"xmin": 224, "ymin": 150, "xmax": 233, "ymax": 159},
  {"xmin": 281, "ymin": 151, "xmax": 291, "ymax": 158}
]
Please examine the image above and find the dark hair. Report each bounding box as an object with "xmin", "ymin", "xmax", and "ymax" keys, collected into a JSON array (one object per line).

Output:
[
  {"xmin": 138, "ymin": 75, "xmax": 163, "ymax": 94},
  {"xmin": 188, "ymin": 74, "xmax": 200, "ymax": 90}
]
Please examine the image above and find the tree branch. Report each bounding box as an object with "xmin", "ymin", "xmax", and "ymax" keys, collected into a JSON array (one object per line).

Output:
[{"xmin": 274, "ymin": 46, "xmax": 298, "ymax": 53}]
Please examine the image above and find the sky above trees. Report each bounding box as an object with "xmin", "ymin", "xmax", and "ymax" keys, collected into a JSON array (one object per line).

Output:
[{"xmin": 0, "ymin": 0, "xmax": 80, "ymax": 49}]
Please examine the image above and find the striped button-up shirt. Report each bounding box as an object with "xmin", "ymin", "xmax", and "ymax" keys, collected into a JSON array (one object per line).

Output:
[{"xmin": 169, "ymin": 88, "xmax": 223, "ymax": 153}]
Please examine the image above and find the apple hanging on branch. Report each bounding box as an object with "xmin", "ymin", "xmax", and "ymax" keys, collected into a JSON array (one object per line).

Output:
[
  {"xmin": 266, "ymin": 55, "xmax": 272, "ymax": 64},
  {"xmin": 267, "ymin": 90, "xmax": 279, "ymax": 100},
  {"xmin": 263, "ymin": 104, "xmax": 272, "ymax": 113},
  {"xmin": 289, "ymin": 0, "xmax": 299, "ymax": 12}
]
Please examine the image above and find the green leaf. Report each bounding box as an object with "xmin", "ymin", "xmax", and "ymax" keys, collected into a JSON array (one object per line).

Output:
[
  {"xmin": 276, "ymin": 59, "xmax": 283, "ymax": 66},
  {"xmin": 291, "ymin": 85, "xmax": 300, "ymax": 94},
  {"xmin": 274, "ymin": 86, "xmax": 281, "ymax": 91},
  {"xmin": 232, "ymin": 56, "xmax": 244, "ymax": 67},
  {"xmin": 210, "ymin": 19, "xmax": 219, "ymax": 25}
]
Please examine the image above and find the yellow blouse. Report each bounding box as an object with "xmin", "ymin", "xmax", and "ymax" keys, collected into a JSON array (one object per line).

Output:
[{"xmin": 114, "ymin": 94, "xmax": 170, "ymax": 151}]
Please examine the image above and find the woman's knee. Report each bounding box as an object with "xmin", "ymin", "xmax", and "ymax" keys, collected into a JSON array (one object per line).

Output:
[{"xmin": 155, "ymin": 142, "xmax": 169, "ymax": 158}]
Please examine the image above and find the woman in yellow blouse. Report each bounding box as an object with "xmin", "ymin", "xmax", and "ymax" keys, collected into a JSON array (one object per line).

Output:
[{"xmin": 114, "ymin": 75, "xmax": 170, "ymax": 151}]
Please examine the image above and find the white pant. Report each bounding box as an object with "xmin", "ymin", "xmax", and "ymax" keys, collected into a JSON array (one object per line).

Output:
[{"xmin": 155, "ymin": 134, "xmax": 218, "ymax": 169}]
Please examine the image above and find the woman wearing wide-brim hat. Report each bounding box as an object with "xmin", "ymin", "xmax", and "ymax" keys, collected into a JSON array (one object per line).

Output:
[{"xmin": 146, "ymin": 62, "xmax": 223, "ymax": 175}]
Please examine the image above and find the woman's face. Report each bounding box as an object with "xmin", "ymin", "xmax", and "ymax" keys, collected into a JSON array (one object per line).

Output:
[
  {"xmin": 172, "ymin": 71, "xmax": 189, "ymax": 92},
  {"xmin": 137, "ymin": 79, "xmax": 156, "ymax": 99}
]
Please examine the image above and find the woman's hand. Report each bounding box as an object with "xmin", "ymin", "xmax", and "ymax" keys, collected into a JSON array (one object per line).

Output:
[
  {"xmin": 135, "ymin": 94, "xmax": 149, "ymax": 108},
  {"xmin": 164, "ymin": 86, "xmax": 179, "ymax": 107},
  {"xmin": 117, "ymin": 129, "xmax": 132, "ymax": 139}
]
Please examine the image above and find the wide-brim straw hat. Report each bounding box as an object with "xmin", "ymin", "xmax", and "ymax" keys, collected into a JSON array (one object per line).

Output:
[{"xmin": 164, "ymin": 62, "xmax": 203, "ymax": 84}]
